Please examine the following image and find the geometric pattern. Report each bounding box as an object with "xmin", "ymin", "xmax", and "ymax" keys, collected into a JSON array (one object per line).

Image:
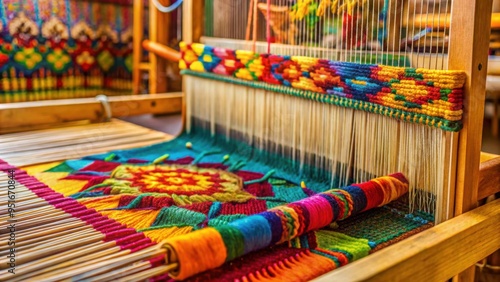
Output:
[
  {"xmin": 0, "ymin": 0, "xmax": 133, "ymax": 102},
  {"xmin": 180, "ymin": 42, "xmax": 466, "ymax": 131},
  {"xmin": 27, "ymin": 133, "xmax": 434, "ymax": 281}
]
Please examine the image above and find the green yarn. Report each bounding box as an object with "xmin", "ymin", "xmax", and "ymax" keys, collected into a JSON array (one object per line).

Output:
[
  {"xmin": 153, "ymin": 154, "xmax": 169, "ymax": 164},
  {"xmin": 272, "ymin": 186, "xmax": 309, "ymax": 203},
  {"xmin": 45, "ymin": 162, "xmax": 75, "ymax": 173},
  {"xmin": 335, "ymin": 207, "xmax": 430, "ymax": 246},
  {"xmin": 152, "ymin": 206, "xmax": 207, "ymax": 227},
  {"xmin": 315, "ymin": 230, "xmax": 371, "ymax": 262},
  {"xmin": 243, "ymin": 170, "xmax": 276, "ymax": 185},
  {"xmin": 215, "ymin": 225, "xmax": 246, "ymax": 261},
  {"xmin": 208, "ymin": 214, "xmax": 248, "ymax": 226},
  {"xmin": 104, "ymin": 153, "xmax": 116, "ymax": 162}
]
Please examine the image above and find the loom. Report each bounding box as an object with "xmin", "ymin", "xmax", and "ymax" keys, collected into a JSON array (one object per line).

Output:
[
  {"xmin": 0, "ymin": 0, "xmax": 136, "ymax": 102},
  {"xmin": 0, "ymin": 0, "xmax": 499, "ymax": 281},
  {"xmin": 183, "ymin": 0, "xmax": 462, "ymax": 221}
]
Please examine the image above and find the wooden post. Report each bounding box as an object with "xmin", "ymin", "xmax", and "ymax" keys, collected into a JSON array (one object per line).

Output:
[
  {"xmin": 448, "ymin": 0, "xmax": 493, "ymax": 280},
  {"xmin": 149, "ymin": 0, "xmax": 158, "ymax": 94},
  {"xmin": 448, "ymin": 0, "xmax": 493, "ymax": 219},
  {"xmin": 155, "ymin": 0, "xmax": 171, "ymax": 94},
  {"xmin": 132, "ymin": 0, "xmax": 144, "ymax": 94},
  {"xmin": 181, "ymin": 0, "xmax": 203, "ymax": 143},
  {"xmin": 182, "ymin": 0, "xmax": 204, "ymax": 43}
]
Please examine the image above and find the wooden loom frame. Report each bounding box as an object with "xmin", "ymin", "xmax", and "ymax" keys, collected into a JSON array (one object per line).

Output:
[
  {"xmin": 181, "ymin": 0, "xmax": 500, "ymax": 281},
  {"xmin": 0, "ymin": 0, "xmax": 497, "ymax": 280},
  {"xmin": 133, "ymin": 0, "xmax": 174, "ymax": 94}
]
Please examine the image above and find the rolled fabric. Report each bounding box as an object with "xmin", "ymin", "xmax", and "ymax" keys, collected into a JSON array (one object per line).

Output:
[{"xmin": 164, "ymin": 173, "xmax": 409, "ymax": 280}]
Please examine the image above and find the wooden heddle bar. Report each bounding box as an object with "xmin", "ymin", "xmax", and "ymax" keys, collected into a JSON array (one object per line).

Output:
[{"xmin": 0, "ymin": 93, "xmax": 183, "ymax": 134}]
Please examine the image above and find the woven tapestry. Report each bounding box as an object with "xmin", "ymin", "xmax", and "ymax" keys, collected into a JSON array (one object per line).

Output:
[
  {"xmin": 0, "ymin": 0, "xmax": 133, "ymax": 102},
  {"xmin": 19, "ymin": 131, "xmax": 434, "ymax": 281}
]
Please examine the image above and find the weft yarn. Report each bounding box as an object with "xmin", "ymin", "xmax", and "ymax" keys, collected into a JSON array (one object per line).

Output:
[{"xmin": 164, "ymin": 173, "xmax": 408, "ymax": 280}]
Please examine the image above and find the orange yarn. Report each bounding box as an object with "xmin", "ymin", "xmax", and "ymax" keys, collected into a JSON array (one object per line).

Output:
[{"xmin": 166, "ymin": 227, "xmax": 227, "ymax": 280}]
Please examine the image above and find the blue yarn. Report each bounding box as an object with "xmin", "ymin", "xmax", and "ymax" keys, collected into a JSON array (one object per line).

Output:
[
  {"xmin": 343, "ymin": 186, "xmax": 368, "ymax": 214},
  {"xmin": 0, "ymin": 0, "xmax": 6, "ymax": 27},
  {"xmin": 71, "ymin": 191, "xmax": 104, "ymax": 199},
  {"xmin": 66, "ymin": 160, "xmax": 94, "ymax": 171},
  {"xmin": 191, "ymin": 150, "xmax": 222, "ymax": 164},
  {"xmin": 229, "ymin": 215, "xmax": 272, "ymax": 254},
  {"xmin": 259, "ymin": 211, "xmax": 283, "ymax": 245},
  {"xmin": 33, "ymin": 0, "xmax": 41, "ymax": 28},
  {"xmin": 89, "ymin": 130, "xmax": 348, "ymax": 194},
  {"xmin": 273, "ymin": 186, "xmax": 308, "ymax": 203},
  {"xmin": 74, "ymin": 171, "xmax": 110, "ymax": 176},
  {"xmin": 208, "ymin": 214, "xmax": 247, "ymax": 226},
  {"xmin": 208, "ymin": 202, "xmax": 222, "ymax": 219},
  {"xmin": 299, "ymin": 234, "xmax": 310, "ymax": 249}
]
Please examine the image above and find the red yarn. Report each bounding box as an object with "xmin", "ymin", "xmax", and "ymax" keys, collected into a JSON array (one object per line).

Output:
[
  {"xmin": 219, "ymin": 199, "xmax": 268, "ymax": 215},
  {"xmin": 80, "ymin": 160, "xmax": 121, "ymax": 172}
]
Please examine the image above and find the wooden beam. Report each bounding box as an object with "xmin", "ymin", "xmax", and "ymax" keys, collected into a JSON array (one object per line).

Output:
[
  {"xmin": 411, "ymin": 13, "xmax": 500, "ymax": 29},
  {"xmin": 0, "ymin": 120, "xmax": 174, "ymax": 167},
  {"xmin": 0, "ymin": 93, "xmax": 183, "ymax": 133},
  {"xmin": 480, "ymin": 151, "xmax": 500, "ymax": 162},
  {"xmin": 142, "ymin": 40, "xmax": 181, "ymax": 62},
  {"xmin": 478, "ymin": 155, "xmax": 500, "ymax": 201},
  {"xmin": 313, "ymin": 199, "xmax": 500, "ymax": 282}
]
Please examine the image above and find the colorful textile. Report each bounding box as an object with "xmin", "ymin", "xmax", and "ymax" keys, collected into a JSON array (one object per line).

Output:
[
  {"xmin": 0, "ymin": 0, "xmax": 133, "ymax": 102},
  {"xmin": 179, "ymin": 42, "xmax": 466, "ymax": 131},
  {"xmin": 23, "ymin": 131, "xmax": 434, "ymax": 281}
]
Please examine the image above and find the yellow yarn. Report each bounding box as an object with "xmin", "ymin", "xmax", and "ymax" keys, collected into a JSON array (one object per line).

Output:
[
  {"xmin": 189, "ymin": 61, "xmax": 205, "ymax": 72},
  {"xmin": 317, "ymin": 0, "xmax": 331, "ymax": 16},
  {"xmin": 79, "ymin": 195, "xmax": 123, "ymax": 211},
  {"xmin": 294, "ymin": 0, "xmax": 312, "ymax": 20},
  {"xmin": 100, "ymin": 209, "xmax": 161, "ymax": 230},
  {"xmin": 270, "ymin": 206, "xmax": 300, "ymax": 243},
  {"xmin": 142, "ymin": 226, "xmax": 193, "ymax": 243},
  {"xmin": 33, "ymin": 172, "xmax": 87, "ymax": 196},
  {"xmin": 22, "ymin": 161, "xmax": 62, "ymax": 174},
  {"xmin": 316, "ymin": 0, "xmax": 367, "ymax": 16},
  {"xmin": 191, "ymin": 43, "xmax": 205, "ymax": 56}
]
